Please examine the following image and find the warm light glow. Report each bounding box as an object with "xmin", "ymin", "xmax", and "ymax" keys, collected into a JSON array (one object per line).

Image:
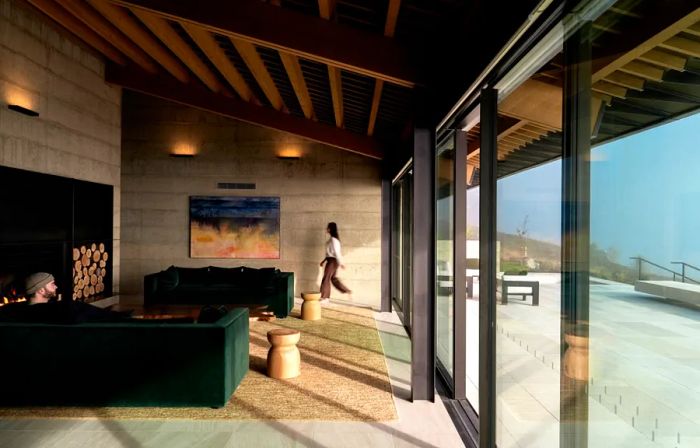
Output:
[
  {"xmin": 0, "ymin": 297, "xmax": 25, "ymax": 307},
  {"xmin": 171, "ymin": 142, "xmax": 197, "ymax": 156},
  {"xmin": 277, "ymin": 146, "xmax": 302, "ymax": 159},
  {"xmin": 6, "ymin": 89, "xmax": 37, "ymax": 112}
]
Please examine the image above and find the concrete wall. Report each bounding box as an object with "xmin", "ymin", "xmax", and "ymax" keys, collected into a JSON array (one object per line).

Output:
[
  {"xmin": 120, "ymin": 93, "xmax": 383, "ymax": 308},
  {"xmin": 0, "ymin": 0, "xmax": 122, "ymax": 291}
]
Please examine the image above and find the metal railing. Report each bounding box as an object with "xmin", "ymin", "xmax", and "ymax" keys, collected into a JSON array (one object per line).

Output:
[
  {"xmin": 630, "ymin": 257, "xmax": 700, "ymax": 284},
  {"xmin": 670, "ymin": 261, "xmax": 700, "ymax": 284}
]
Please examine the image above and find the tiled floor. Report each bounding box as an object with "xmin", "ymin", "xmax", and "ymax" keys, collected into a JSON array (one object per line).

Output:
[
  {"xmin": 492, "ymin": 274, "xmax": 700, "ymax": 448},
  {"xmin": 0, "ymin": 302, "xmax": 466, "ymax": 448}
]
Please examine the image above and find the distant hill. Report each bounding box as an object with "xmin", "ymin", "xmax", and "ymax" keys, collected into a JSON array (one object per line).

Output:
[
  {"xmin": 498, "ymin": 232, "xmax": 560, "ymax": 270},
  {"xmin": 476, "ymin": 231, "xmax": 637, "ymax": 283}
]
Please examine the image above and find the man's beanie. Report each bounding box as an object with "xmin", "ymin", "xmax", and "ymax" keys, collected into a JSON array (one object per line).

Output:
[{"xmin": 25, "ymin": 272, "xmax": 54, "ymax": 295}]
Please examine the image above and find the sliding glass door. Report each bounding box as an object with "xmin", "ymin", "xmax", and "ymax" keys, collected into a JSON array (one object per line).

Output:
[
  {"xmin": 391, "ymin": 168, "xmax": 413, "ymax": 328},
  {"xmin": 436, "ymin": 133, "xmax": 456, "ymax": 380}
]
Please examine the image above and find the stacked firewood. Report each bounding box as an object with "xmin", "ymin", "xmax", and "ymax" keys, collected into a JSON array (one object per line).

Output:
[{"xmin": 72, "ymin": 243, "xmax": 109, "ymax": 300}]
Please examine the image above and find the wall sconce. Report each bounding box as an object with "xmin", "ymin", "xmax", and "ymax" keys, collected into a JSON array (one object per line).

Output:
[
  {"xmin": 7, "ymin": 104, "xmax": 39, "ymax": 117},
  {"xmin": 277, "ymin": 146, "xmax": 302, "ymax": 160},
  {"xmin": 170, "ymin": 142, "xmax": 197, "ymax": 157}
]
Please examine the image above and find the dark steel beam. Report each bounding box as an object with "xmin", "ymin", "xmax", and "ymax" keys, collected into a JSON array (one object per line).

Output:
[
  {"xmin": 411, "ymin": 128, "xmax": 435, "ymax": 401},
  {"xmin": 479, "ymin": 87, "xmax": 497, "ymax": 448}
]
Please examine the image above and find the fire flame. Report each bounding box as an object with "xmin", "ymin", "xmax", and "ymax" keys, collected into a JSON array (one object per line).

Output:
[
  {"xmin": 1, "ymin": 297, "xmax": 27, "ymax": 306},
  {"xmin": 0, "ymin": 287, "xmax": 27, "ymax": 307}
]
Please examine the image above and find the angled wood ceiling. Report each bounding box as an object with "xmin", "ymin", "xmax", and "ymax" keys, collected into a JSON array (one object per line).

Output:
[{"xmin": 23, "ymin": 0, "xmax": 464, "ymax": 159}]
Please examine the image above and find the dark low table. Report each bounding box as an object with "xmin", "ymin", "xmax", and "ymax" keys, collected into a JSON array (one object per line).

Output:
[
  {"xmin": 111, "ymin": 303, "xmax": 273, "ymax": 321},
  {"xmin": 497, "ymin": 278, "xmax": 540, "ymax": 306}
]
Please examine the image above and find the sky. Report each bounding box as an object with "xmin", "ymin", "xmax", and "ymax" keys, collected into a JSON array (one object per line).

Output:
[{"xmin": 467, "ymin": 111, "xmax": 700, "ymax": 267}]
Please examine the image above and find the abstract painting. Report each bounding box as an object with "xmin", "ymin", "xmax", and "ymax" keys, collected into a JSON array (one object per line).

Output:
[{"xmin": 190, "ymin": 196, "xmax": 280, "ymax": 258}]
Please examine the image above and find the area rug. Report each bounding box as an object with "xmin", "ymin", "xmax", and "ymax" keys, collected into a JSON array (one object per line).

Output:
[{"xmin": 0, "ymin": 303, "xmax": 398, "ymax": 421}]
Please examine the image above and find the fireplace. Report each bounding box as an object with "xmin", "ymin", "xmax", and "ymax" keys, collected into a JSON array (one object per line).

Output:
[{"xmin": 0, "ymin": 166, "xmax": 113, "ymax": 304}]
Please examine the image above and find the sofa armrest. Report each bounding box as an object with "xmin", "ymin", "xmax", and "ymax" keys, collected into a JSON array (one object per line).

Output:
[
  {"xmin": 269, "ymin": 272, "xmax": 294, "ymax": 318},
  {"xmin": 221, "ymin": 308, "xmax": 249, "ymax": 402},
  {"xmin": 144, "ymin": 273, "xmax": 160, "ymax": 304}
]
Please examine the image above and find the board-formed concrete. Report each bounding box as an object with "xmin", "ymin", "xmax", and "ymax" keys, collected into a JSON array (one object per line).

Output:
[
  {"xmin": 120, "ymin": 92, "xmax": 383, "ymax": 308},
  {"xmin": 0, "ymin": 0, "xmax": 122, "ymax": 291}
]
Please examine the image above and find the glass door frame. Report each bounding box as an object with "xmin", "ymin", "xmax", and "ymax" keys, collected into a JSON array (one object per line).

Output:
[
  {"xmin": 434, "ymin": 120, "xmax": 474, "ymax": 402},
  {"xmin": 391, "ymin": 162, "xmax": 414, "ymax": 331},
  {"xmin": 434, "ymin": 3, "xmax": 578, "ymax": 447}
]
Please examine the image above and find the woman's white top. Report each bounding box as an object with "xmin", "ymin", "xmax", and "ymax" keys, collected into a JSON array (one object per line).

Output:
[{"xmin": 325, "ymin": 237, "xmax": 343, "ymax": 264}]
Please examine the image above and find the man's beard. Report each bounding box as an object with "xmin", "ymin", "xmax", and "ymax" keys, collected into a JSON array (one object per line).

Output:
[{"xmin": 45, "ymin": 289, "xmax": 57, "ymax": 299}]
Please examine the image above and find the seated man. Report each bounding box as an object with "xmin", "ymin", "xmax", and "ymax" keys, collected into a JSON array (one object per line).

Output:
[{"xmin": 0, "ymin": 272, "xmax": 131, "ymax": 324}]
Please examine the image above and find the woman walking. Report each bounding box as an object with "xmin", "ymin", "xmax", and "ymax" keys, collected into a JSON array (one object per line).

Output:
[{"xmin": 320, "ymin": 222, "xmax": 351, "ymax": 302}]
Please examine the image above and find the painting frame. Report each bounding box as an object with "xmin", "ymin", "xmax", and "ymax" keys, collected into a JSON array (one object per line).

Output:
[{"xmin": 189, "ymin": 195, "xmax": 280, "ymax": 259}]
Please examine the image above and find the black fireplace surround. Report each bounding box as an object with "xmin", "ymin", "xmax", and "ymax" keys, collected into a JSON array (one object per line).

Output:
[{"xmin": 0, "ymin": 166, "xmax": 113, "ymax": 302}]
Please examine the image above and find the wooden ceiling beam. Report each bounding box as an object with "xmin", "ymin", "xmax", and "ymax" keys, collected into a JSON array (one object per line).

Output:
[
  {"xmin": 59, "ymin": 0, "xmax": 158, "ymax": 73},
  {"xmin": 279, "ymin": 52, "xmax": 314, "ymax": 119},
  {"xmin": 24, "ymin": 0, "xmax": 127, "ymax": 65},
  {"xmin": 368, "ymin": 0, "xmax": 401, "ymax": 135},
  {"xmin": 687, "ymin": 21, "xmax": 700, "ymax": 37},
  {"xmin": 106, "ymin": 64, "xmax": 384, "ymax": 159},
  {"xmin": 231, "ymin": 39, "xmax": 286, "ymax": 112},
  {"xmin": 604, "ymin": 71, "xmax": 645, "ymax": 90},
  {"xmin": 384, "ymin": 0, "xmax": 402, "ymax": 37},
  {"xmin": 87, "ymin": 0, "xmax": 189, "ymax": 82},
  {"xmin": 618, "ymin": 61, "xmax": 664, "ymax": 81},
  {"xmin": 130, "ymin": 9, "xmax": 228, "ymax": 94},
  {"xmin": 593, "ymin": 7, "xmax": 700, "ymax": 82},
  {"xmin": 182, "ymin": 24, "xmax": 258, "ymax": 103},
  {"xmin": 637, "ymin": 49, "xmax": 687, "ymax": 71},
  {"xmin": 317, "ymin": 1, "xmax": 343, "ymax": 128},
  {"xmin": 367, "ymin": 80, "xmax": 383, "ymax": 136},
  {"xmin": 318, "ymin": 0, "xmax": 336, "ymax": 20},
  {"xmin": 328, "ymin": 66, "xmax": 344, "ymax": 128},
  {"xmin": 659, "ymin": 36, "xmax": 700, "ymax": 59},
  {"xmin": 107, "ymin": 0, "xmax": 419, "ymax": 87}
]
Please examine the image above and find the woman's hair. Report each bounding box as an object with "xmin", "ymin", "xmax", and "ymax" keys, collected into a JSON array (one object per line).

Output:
[{"xmin": 327, "ymin": 222, "xmax": 339, "ymax": 240}]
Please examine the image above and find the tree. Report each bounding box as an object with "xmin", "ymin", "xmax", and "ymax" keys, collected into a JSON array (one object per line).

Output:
[{"xmin": 516, "ymin": 215, "xmax": 529, "ymax": 261}]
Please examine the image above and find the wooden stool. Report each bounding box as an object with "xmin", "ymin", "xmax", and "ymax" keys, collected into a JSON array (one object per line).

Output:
[
  {"xmin": 266, "ymin": 329, "xmax": 301, "ymax": 379},
  {"xmin": 301, "ymin": 291, "xmax": 322, "ymax": 321}
]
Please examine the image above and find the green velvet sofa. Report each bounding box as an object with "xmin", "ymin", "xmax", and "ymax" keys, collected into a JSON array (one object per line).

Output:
[
  {"xmin": 0, "ymin": 308, "xmax": 249, "ymax": 407},
  {"xmin": 144, "ymin": 266, "xmax": 294, "ymax": 317}
]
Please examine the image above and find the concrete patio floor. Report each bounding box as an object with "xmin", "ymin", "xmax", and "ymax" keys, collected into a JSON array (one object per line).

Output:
[{"xmin": 494, "ymin": 274, "xmax": 700, "ymax": 448}]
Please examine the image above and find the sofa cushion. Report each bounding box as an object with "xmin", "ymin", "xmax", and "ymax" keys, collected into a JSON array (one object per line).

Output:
[
  {"xmin": 177, "ymin": 267, "xmax": 210, "ymax": 284},
  {"xmin": 258, "ymin": 267, "xmax": 278, "ymax": 283},
  {"xmin": 159, "ymin": 266, "xmax": 179, "ymax": 290},
  {"xmin": 208, "ymin": 266, "xmax": 234, "ymax": 283}
]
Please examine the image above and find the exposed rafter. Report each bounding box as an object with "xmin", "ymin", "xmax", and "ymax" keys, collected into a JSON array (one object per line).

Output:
[
  {"xmin": 87, "ymin": 0, "xmax": 190, "ymax": 82},
  {"xmin": 279, "ymin": 52, "xmax": 314, "ymax": 119},
  {"xmin": 106, "ymin": 64, "xmax": 384, "ymax": 159},
  {"xmin": 60, "ymin": 0, "xmax": 159, "ymax": 73},
  {"xmin": 24, "ymin": 0, "xmax": 127, "ymax": 65},
  {"xmin": 130, "ymin": 9, "xmax": 229, "ymax": 94},
  {"xmin": 593, "ymin": 6, "xmax": 700, "ymax": 82},
  {"xmin": 107, "ymin": 0, "xmax": 420, "ymax": 87},
  {"xmin": 328, "ymin": 66, "xmax": 343, "ymax": 127},
  {"xmin": 368, "ymin": 0, "xmax": 401, "ymax": 135},
  {"xmin": 182, "ymin": 24, "xmax": 258, "ymax": 103},
  {"xmin": 317, "ymin": 0, "xmax": 343, "ymax": 128},
  {"xmin": 231, "ymin": 39, "xmax": 287, "ymax": 111},
  {"xmin": 317, "ymin": 0, "xmax": 335, "ymax": 20},
  {"xmin": 367, "ymin": 80, "xmax": 383, "ymax": 136}
]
